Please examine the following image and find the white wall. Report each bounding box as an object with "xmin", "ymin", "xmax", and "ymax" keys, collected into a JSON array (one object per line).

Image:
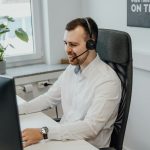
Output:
[
  {"xmin": 81, "ymin": 0, "xmax": 150, "ymax": 150},
  {"xmin": 124, "ymin": 68, "xmax": 150, "ymax": 150},
  {"xmin": 42, "ymin": 0, "xmax": 82, "ymax": 64},
  {"xmin": 81, "ymin": 0, "xmax": 150, "ymax": 61}
]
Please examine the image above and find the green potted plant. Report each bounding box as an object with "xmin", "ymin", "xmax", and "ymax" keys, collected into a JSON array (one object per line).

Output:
[{"xmin": 0, "ymin": 16, "xmax": 28, "ymax": 74}]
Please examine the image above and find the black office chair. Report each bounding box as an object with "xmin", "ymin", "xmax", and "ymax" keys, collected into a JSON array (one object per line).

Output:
[{"xmin": 96, "ymin": 29, "xmax": 133, "ymax": 150}]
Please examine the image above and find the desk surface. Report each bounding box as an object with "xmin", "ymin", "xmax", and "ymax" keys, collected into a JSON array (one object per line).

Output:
[
  {"xmin": 25, "ymin": 140, "xmax": 98, "ymax": 150},
  {"xmin": 17, "ymin": 96, "xmax": 98, "ymax": 150}
]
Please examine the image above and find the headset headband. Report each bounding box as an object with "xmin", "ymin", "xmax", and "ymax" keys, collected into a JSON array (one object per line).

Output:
[{"xmin": 84, "ymin": 18, "xmax": 92, "ymax": 38}]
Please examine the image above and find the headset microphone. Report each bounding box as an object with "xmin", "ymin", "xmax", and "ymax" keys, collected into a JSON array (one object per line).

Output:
[{"xmin": 72, "ymin": 49, "xmax": 88, "ymax": 60}]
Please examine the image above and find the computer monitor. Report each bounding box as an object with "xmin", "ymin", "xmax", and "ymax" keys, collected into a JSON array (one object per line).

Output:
[{"xmin": 0, "ymin": 75, "xmax": 23, "ymax": 150}]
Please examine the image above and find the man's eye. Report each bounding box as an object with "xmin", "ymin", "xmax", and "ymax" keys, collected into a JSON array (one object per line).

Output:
[
  {"xmin": 63, "ymin": 41, "xmax": 77, "ymax": 47},
  {"xmin": 70, "ymin": 43, "xmax": 77, "ymax": 47}
]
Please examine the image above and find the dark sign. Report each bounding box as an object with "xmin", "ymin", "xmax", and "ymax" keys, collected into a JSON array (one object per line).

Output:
[{"xmin": 127, "ymin": 0, "xmax": 150, "ymax": 28}]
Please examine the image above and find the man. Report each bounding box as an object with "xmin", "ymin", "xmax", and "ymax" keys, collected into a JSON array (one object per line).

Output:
[{"xmin": 19, "ymin": 17, "xmax": 121, "ymax": 148}]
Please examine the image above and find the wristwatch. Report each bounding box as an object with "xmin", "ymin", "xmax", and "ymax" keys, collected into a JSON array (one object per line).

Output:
[{"xmin": 41, "ymin": 126, "xmax": 49, "ymax": 139}]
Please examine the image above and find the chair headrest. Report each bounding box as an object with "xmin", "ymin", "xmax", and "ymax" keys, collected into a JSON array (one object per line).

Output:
[{"xmin": 96, "ymin": 29, "xmax": 131, "ymax": 64}]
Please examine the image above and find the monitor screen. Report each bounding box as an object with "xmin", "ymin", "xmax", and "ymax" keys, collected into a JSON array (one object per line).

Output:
[{"xmin": 0, "ymin": 75, "xmax": 23, "ymax": 150}]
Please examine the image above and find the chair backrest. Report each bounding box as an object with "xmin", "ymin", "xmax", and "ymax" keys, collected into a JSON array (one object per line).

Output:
[{"xmin": 96, "ymin": 29, "xmax": 133, "ymax": 150}]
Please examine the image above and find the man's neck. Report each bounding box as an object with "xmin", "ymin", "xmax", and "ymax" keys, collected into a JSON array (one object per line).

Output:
[{"xmin": 80, "ymin": 51, "xmax": 97, "ymax": 70}]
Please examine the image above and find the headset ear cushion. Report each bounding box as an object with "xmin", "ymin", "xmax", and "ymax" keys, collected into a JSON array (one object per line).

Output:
[{"xmin": 86, "ymin": 39, "xmax": 96, "ymax": 50}]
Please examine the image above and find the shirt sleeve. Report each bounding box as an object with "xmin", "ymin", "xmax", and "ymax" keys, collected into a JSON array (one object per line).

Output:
[
  {"xmin": 18, "ymin": 72, "xmax": 64, "ymax": 115},
  {"xmin": 47, "ymin": 78, "xmax": 122, "ymax": 141}
]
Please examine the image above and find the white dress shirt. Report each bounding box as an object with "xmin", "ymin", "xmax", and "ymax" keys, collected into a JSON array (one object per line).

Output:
[{"xmin": 19, "ymin": 54, "xmax": 121, "ymax": 148}]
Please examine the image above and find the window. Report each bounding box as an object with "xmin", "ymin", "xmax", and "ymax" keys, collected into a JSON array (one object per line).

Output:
[{"xmin": 0, "ymin": 0, "xmax": 44, "ymax": 67}]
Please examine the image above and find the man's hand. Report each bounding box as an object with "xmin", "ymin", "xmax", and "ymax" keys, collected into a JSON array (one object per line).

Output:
[{"xmin": 22, "ymin": 128, "xmax": 43, "ymax": 147}]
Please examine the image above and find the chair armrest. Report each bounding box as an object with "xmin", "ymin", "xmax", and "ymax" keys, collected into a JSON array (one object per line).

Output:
[{"xmin": 99, "ymin": 148, "xmax": 116, "ymax": 150}]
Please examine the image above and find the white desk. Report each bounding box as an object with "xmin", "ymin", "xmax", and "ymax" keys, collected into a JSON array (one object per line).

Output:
[
  {"xmin": 17, "ymin": 96, "xmax": 98, "ymax": 150},
  {"xmin": 24, "ymin": 140, "xmax": 98, "ymax": 150}
]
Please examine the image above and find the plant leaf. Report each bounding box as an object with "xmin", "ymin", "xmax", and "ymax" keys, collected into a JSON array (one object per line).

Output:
[
  {"xmin": 0, "ymin": 16, "xmax": 15, "ymax": 22},
  {"xmin": 7, "ymin": 16, "xmax": 15, "ymax": 22},
  {"xmin": 0, "ymin": 24, "xmax": 9, "ymax": 35},
  {"xmin": 0, "ymin": 48, "xmax": 4, "ymax": 52},
  {"xmin": 15, "ymin": 28, "xmax": 29, "ymax": 42},
  {"xmin": 0, "ymin": 24, "xmax": 6, "ymax": 28},
  {"xmin": 0, "ymin": 28, "xmax": 10, "ymax": 35},
  {"xmin": 0, "ymin": 44, "xmax": 5, "ymax": 50}
]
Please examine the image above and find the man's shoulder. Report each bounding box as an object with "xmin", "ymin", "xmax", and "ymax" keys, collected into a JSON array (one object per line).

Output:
[{"xmin": 94, "ymin": 59, "xmax": 120, "ymax": 82}]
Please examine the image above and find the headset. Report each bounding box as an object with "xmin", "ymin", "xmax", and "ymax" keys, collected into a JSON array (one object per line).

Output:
[{"xmin": 83, "ymin": 18, "xmax": 96, "ymax": 50}]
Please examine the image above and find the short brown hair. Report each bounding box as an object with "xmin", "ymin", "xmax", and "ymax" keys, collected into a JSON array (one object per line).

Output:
[{"xmin": 65, "ymin": 17, "xmax": 98, "ymax": 45}]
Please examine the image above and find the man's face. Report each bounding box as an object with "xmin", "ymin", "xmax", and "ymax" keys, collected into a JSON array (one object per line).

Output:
[{"xmin": 63, "ymin": 26, "xmax": 88, "ymax": 65}]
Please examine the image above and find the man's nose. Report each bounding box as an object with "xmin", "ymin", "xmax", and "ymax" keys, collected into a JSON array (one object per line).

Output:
[{"xmin": 66, "ymin": 45, "xmax": 72, "ymax": 53}]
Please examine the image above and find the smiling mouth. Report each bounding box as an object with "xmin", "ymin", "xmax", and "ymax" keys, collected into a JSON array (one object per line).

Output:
[
  {"xmin": 69, "ymin": 57, "xmax": 74, "ymax": 61},
  {"xmin": 68, "ymin": 56, "xmax": 75, "ymax": 62},
  {"xmin": 68, "ymin": 55, "xmax": 74, "ymax": 59}
]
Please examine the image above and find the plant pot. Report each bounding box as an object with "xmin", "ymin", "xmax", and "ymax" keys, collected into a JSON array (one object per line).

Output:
[{"xmin": 0, "ymin": 60, "xmax": 6, "ymax": 74}]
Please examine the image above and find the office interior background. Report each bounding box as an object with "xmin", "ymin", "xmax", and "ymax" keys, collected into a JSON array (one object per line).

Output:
[{"xmin": 1, "ymin": 0, "xmax": 150, "ymax": 150}]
